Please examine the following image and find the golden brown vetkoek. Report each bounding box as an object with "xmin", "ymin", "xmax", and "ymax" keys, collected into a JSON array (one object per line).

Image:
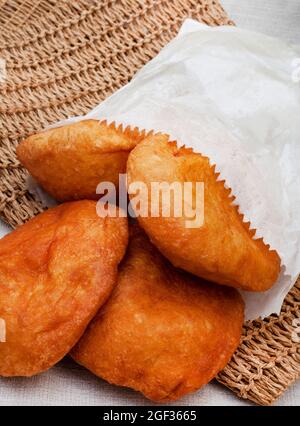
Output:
[
  {"xmin": 17, "ymin": 119, "xmax": 145, "ymax": 201},
  {"xmin": 71, "ymin": 224, "xmax": 244, "ymax": 402},
  {"xmin": 127, "ymin": 134, "xmax": 281, "ymax": 292},
  {"xmin": 0, "ymin": 201, "xmax": 128, "ymax": 377}
]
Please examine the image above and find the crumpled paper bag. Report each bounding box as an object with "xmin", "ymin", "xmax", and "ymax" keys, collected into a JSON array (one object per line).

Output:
[{"xmin": 30, "ymin": 19, "xmax": 300, "ymax": 320}]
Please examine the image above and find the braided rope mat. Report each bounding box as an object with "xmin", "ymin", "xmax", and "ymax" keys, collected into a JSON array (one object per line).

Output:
[{"xmin": 0, "ymin": 0, "xmax": 299, "ymax": 406}]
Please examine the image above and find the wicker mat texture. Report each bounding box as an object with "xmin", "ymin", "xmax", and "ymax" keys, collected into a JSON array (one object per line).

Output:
[{"xmin": 0, "ymin": 0, "xmax": 299, "ymax": 406}]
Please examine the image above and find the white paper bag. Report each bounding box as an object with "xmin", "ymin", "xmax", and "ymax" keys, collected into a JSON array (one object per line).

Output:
[{"xmin": 29, "ymin": 20, "xmax": 300, "ymax": 320}]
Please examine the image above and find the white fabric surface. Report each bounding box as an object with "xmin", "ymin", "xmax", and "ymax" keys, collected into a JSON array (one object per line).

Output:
[
  {"xmin": 222, "ymin": 0, "xmax": 300, "ymax": 44},
  {"xmin": 0, "ymin": 0, "xmax": 299, "ymax": 406},
  {"xmin": 0, "ymin": 357, "xmax": 299, "ymax": 406}
]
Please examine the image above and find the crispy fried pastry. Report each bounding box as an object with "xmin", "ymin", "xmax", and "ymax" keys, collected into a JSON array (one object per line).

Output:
[
  {"xmin": 0, "ymin": 201, "xmax": 128, "ymax": 377},
  {"xmin": 127, "ymin": 135, "xmax": 281, "ymax": 292},
  {"xmin": 71, "ymin": 224, "xmax": 244, "ymax": 402},
  {"xmin": 17, "ymin": 120, "xmax": 145, "ymax": 201}
]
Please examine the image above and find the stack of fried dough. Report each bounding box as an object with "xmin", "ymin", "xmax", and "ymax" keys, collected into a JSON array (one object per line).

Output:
[{"xmin": 0, "ymin": 120, "xmax": 281, "ymax": 402}]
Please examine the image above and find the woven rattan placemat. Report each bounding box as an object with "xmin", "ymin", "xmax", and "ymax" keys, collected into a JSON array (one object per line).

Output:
[{"xmin": 0, "ymin": 0, "xmax": 299, "ymax": 406}]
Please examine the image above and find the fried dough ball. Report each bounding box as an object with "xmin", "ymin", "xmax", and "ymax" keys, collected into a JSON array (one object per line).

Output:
[
  {"xmin": 71, "ymin": 224, "xmax": 244, "ymax": 402},
  {"xmin": 127, "ymin": 135, "xmax": 281, "ymax": 292},
  {"xmin": 17, "ymin": 120, "xmax": 145, "ymax": 201},
  {"xmin": 0, "ymin": 201, "xmax": 128, "ymax": 377}
]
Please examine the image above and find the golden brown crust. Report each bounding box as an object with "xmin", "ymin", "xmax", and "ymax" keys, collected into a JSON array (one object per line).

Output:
[
  {"xmin": 17, "ymin": 120, "xmax": 146, "ymax": 201},
  {"xmin": 0, "ymin": 201, "xmax": 128, "ymax": 377},
  {"xmin": 127, "ymin": 135, "xmax": 281, "ymax": 292},
  {"xmin": 71, "ymin": 223, "xmax": 244, "ymax": 402}
]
